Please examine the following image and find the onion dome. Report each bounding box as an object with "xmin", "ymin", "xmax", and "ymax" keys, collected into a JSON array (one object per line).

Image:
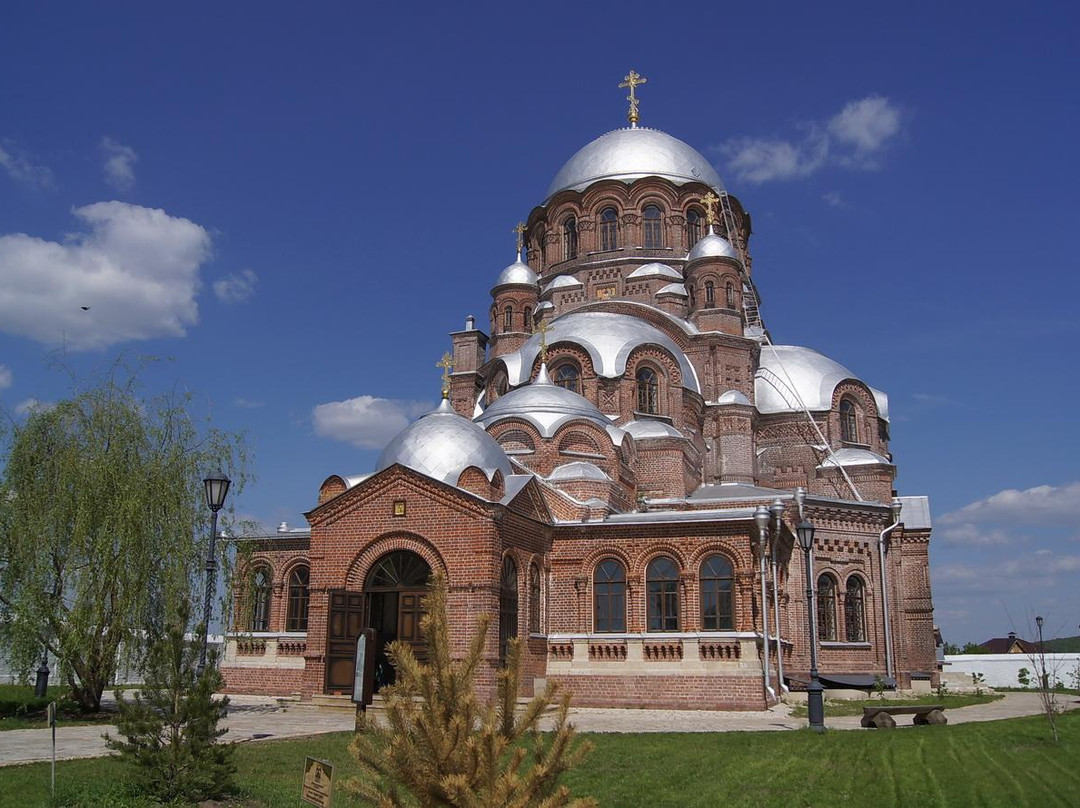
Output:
[
  {"xmin": 755, "ymin": 345, "xmax": 889, "ymax": 420},
  {"xmin": 493, "ymin": 252, "xmax": 538, "ymax": 288},
  {"xmin": 475, "ymin": 364, "xmax": 625, "ymax": 442},
  {"xmin": 376, "ymin": 398, "xmax": 512, "ymax": 486},
  {"xmin": 716, "ymin": 389, "xmax": 752, "ymax": 406},
  {"xmin": 687, "ymin": 225, "xmax": 738, "ymax": 262},
  {"xmin": 546, "ymin": 127, "xmax": 723, "ymax": 200}
]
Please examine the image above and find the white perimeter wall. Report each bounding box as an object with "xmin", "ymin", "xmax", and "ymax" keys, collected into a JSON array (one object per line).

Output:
[{"xmin": 945, "ymin": 653, "xmax": 1080, "ymax": 688}]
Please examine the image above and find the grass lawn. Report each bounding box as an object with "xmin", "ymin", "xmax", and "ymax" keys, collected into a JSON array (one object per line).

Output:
[
  {"xmin": 789, "ymin": 692, "xmax": 1002, "ymax": 718},
  {"xmin": 0, "ymin": 685, "xmax": 117, "ymax": 732},
  {"xmin": 0, "ymin": 711, "xmax": 1077, "ymax": 807}
]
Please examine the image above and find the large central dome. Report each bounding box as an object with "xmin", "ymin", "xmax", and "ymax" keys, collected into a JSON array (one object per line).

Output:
[{"xmin": 546, "ymin": 127, "xmax": 723, "ymax": 201}]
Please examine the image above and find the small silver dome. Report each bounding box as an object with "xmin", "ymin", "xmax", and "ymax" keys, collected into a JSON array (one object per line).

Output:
[
  {"xmin": 756, "ymin": 345, "xmax": 889, "ymax": 420},
  {"xmin": 546, "ymin": 127, "xmax": 723, "ymax": 200},
  {"xmin": 626, "ymin": 263, "xmax": 682, "ymax": 280},
  {"xmin": 376, "ymin": 399, "xmax": 512, "ymax": 487},
  {"xmin": 541, "ymin": 275, "xmax": 584, "ymax": 296},
  {"xmin": 622, "ymin": 419, "xmax": 684, "ymax": 439},
  {"xmin": 657, "ymin": 282, "xmax": 688, "ymax": 297},
  {"xmin": 818, "ymin": 448, "xmax": 893, "ymax": 468},
  {"xmin": 548, "ymin": 461, "xmax": 610, "ymax": 481},
  {"xmin": 475, "ymin": 368, "xmax": 619, "ymax": 440},
  {"xmin": 494, "ymin": 255, "xmax": 538, "ymax": 288},
  {"xmin": 687, "ymin": 227, "xmax": 738, "ymax": 262},
  {"xmin": 715, "ymin": 389, "xmax": 752, "ymax": 406}
]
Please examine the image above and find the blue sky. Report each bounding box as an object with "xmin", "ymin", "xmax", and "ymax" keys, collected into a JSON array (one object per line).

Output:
[{"xmin": 1, "ymin": 2, "xmax": 1077, "ymax": 645}]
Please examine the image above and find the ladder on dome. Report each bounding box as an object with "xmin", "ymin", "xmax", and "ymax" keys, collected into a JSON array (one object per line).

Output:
[{"xmin": 716, "ymin": 190, "xmax": 765, "ymax": 337}]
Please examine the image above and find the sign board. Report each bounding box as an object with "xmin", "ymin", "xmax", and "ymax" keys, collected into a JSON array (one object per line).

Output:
[
  {"xmin": 301, "ymin": 757, "xmax": 334, "ymax": 808},
  {"xmin": 352, "ymin": 627, "xmax": 377, "ymax": 707}
]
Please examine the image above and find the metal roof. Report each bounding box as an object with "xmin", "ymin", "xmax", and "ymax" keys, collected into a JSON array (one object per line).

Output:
[
  {"xmin": 626, "ymin": 262, "xmax": 682, "ymax": 280},
  {"xmin": 898, "ymin": 495, "xmax": 932, "ymax": 529},
  {"xmin": 817, "ymin": 448, "xmax": 893, "ymax": 468},
  {"xmin": 493, "ymin": 255, "xmax": 538, "ymax": 288},
  {"xmin": 687, "ymin": 228, "xmax": 738, "ymax": 261},
  {"xmin": 755, "ymin": 345, "xmax": 889, "ymax": 420}
]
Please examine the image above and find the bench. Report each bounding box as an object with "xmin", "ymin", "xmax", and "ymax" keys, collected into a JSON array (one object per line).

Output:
[{"xmin": 860, "ymin": 704, "xmax": 947, "ymax": 728}]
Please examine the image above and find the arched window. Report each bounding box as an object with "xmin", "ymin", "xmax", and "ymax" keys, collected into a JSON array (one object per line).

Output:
[
  {"xmin": 817, "ymin": 574, "xmax": 838, "ymax": 642},
  {"xmin": 647, "ymin": 556, "xmax": 679, "ymax": 631},
  {"xmin": 725, "ymin": 282, "xmax": 735, "ymax": 309},
  {"xmin": 491, "ymin": 373, "xmax": 508, "ymax": 400},
  {"xmin": 563, "ymin": 216, "xmax": 578, "ymax": 260},
  {"xmin": 686, "ymin": 209, "xmax": 702, "ymax": 246},
  {"xmin": 285, "ymin": 565, "xmax": 310, "ymax": 632},
  {"xmin": 704, "ymin": 281, "xmax": 715, "ymax": 307},
  {"xmin": 249, "ymin": 566, "xmax": 272, "ymax": 632},
  {"xmin": 529, "ymin": 563, "xmax": 541, "ymax": 634},
  {"xmin": 845, "ymin": 577, "xmax": 866, "ymax": 642},
  {"xmin": 499, "ymin": 556, "xmax": 518, "ymax": 665},
  {"xmin": 554, "ymin": 363, "xmax": 580, "ymax": 394},
  {"xmin": 840, "ymin": 400, "xmax": 858, "ymax": 443},
  {"xmin": 700, "ymin": 555, "xmax": 734, "ymax": 630},
  {"xmin": 636, "ymin": 366, "xmax": 659, "ymax": 413},
  {"xmin": 503, "ymin": 306, "xmax": 513, "ymax": 332},
  {"xmin": 600, "ymin": 207, "xmax": 618, "ymax": 252},
  {"xmin": 688, "ymin": 285, "xmax": 696, "ymax": 309},
  {"xmin": 594, "ymin": 559, "xmax": 626, "ymax": 633},
  {"xmin": 524, "ymin": 308, "xmax": 532, "ymax": 333},
  {"xmin": 643, "ymin": 205, "xmax": 663, "ymax": 249}
]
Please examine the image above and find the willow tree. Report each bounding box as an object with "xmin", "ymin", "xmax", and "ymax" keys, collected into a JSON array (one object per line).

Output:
[{"xmin": 0, "ymin": 364, "xmax": 249, "ymax": 711}]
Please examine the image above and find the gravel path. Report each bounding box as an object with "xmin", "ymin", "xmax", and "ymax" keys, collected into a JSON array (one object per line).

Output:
[{"xmin": 1, "ymin": 691, "xmax": 1062, "ymax": 767}]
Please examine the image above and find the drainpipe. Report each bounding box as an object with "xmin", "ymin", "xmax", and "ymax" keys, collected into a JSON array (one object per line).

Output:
[
  {"xmin": 769, "ymin": 498, "xmax": 787, "ymax": 693},
  {"xmin": 879, "ymin": 498, "xmax": 904, "ymax": 681},
  {"xmin": 753, "ymin": 506, "xmax": 773, "ymax": 700}
]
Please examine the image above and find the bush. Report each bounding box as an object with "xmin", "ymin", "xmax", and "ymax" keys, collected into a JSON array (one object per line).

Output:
[{"xmin": 104, "ymin": 602, "xmax": 235, "ymax": 803}]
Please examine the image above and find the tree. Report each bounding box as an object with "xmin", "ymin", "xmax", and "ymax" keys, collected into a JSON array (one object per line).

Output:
[
  {"xmin": 346, "ymin": 572, "xmax": 596, "ymax": 808},
  {"xmin": 105, "ymin": 601, "xmax": 235, "ymax": 802},
  {"xmin": 0, "ymin": 361, "xmax": 249, "ymax": 711}
]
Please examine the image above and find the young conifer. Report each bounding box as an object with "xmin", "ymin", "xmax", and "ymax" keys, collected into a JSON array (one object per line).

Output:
[
  {"xmin": 346, "ymin": 571, "xmax": 596, "ymax": 807},
  {"xmin": 104, "ymin": 601, "xmax": 235, "ymax": 802}
]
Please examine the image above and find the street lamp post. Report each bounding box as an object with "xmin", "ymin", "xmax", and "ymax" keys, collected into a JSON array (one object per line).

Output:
[
  {"xmin": 34, "ymin": 645, "xmax": 49, "ymax": 698},
  {"xmin": 753, "ymin": 506, "xmax": 773, "ymax": 698},
  {"xmin": 797, "ymin": 518, "xmax": 825, "ymax": 732},
  {"xmin": 197, "ymin": 471, "xmax": 231, "ymax": 678},
  {"xmin": 769, "ymin": 498, "xmax": 787, "ymax": 692},
  {"xmin": 1036, "ymin": 615, "xmax": 1047, "ymax": 691}
]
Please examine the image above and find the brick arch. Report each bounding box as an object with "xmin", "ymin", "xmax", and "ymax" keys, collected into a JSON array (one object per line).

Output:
[
  {"xmin": 346, "ymin": 532, "xmax": 448, "ymax": 591},
  {"xmin": 279, "ymin": 556, "xmax": 310, "ymax": 588},
  {"xmin": 626, "ymin": 345, "xmax": 685, "ymax": 389},
  {"xmin": 831, "ymin": 381, "xmax": 878, "ymax": 421},
  {"xmin": 581, "ymin": 545, "xmax": 633, "ymax": 577},
  {"xmin": 686, "ymin": 540, "xmax": 745, "ymax": 574},
  {"xmin": 626, "ymin": 181, "xmax": 681, "ymax": 209},
  {"xmin": 634, "ymin": 544, "xmax": 689, "ymax": 579}
]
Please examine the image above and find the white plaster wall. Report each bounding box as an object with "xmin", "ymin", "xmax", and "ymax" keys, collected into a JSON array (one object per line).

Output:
[{"xmin": 944, "ymin": 653, "xmax": 1080, "ymax": 688}]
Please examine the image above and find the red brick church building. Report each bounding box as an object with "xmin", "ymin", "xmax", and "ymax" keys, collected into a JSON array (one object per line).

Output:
[{"xmin": 222, "ymin": 80, "xmax": 937, "ymax": 709}]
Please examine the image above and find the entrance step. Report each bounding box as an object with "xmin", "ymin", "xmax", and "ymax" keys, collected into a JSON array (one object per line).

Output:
[{"xmin": 302, "ymin": 693, "xmax": 357, "ymax": 712}]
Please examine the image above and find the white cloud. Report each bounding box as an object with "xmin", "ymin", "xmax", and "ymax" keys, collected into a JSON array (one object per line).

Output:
[
  {"xmin": 101, "ymin": 137, "xmax": 138, "ymax": 191},
  {"xmin": 213, "ymin": 269, "xmax": 258, "ymax": 303},
  {"xmin": 313, "ymin": 396, "xmax": 432, "ymax": 449},
  {"xmin": 0, "ymin": 201, "xmax": 212, "ymax": 350},
  {"xmin": 0, "ymin": 364, "xmax": 11, "ymax": 390},
  {"xmin": 234, "ymin": 397, "xmax": 265, "ymax": 409},
  {"xmin": 939, "ymin": 523, "xmax": 1019, "ymax": 546},
  {"xmin": 14, "ymin": 398, "xmax": 53, "ymax": 416},
  {"xmin": 940, "ymin": 482, "xmax": 1080, "ymax": 527},
  {"xmin": 822, "ymin": 191, "xmax": 846, "ymax": 208},
  {"xmin": 719, "ymin": 95, "xmax": 902, "ymax": 185},
  {"xmin": 0, "ymin": 143, "xmax": 53, "ymax": 188}
]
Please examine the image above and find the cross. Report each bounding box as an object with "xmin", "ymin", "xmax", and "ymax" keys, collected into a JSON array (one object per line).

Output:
[
  {"xmin": 513, "ymin": 221, "xmax": 527, "ymax": 253},
  {"xmin": 536, "ymin": 319, "xmax": 549, "ymax": 365},
  {"xmin": 618, "ymin": 69, "xmax": 648, "ymax": 126},
  {"xmin": 700, "ymin": 192, "xmax": 719, "ymax": 227},
  {"xmin": 436, "ymin": 352, "xmax": 454, "ymax": 398}
]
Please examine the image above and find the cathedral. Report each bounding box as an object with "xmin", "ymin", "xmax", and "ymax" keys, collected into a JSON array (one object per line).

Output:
[{"xmin": 221, "ymin": 74, "xmax": 937, "ymax": 710}]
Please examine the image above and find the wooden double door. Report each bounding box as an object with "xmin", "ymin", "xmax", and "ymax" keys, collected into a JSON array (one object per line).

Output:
[{"xmin": 325, "ymin": 588, "xmax": 427, "ymax": 693}]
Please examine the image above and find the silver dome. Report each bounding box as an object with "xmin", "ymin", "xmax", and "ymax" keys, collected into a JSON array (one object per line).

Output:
[
  {"xmin": 496, "ymin": 310, "xmax": 701, "ymax": 393},
  {"xmin": 626, "ymin": 263, "xmax": 682, "ymax": 280},
  {"xmin": 546, "ymin": 127, "xmax": 723, "ymax": 200},
  {"xmin": 715, "ymin": 389, "xmax": 752, "ymax": 406},
  {"xmin": 657, "ymin": 282, "xmax": 688, "ymax": 297},
  {"xmin": 494, "ymin": 255, "xmax": 538, "ymax": 288},
  {"xmin": 818, "ymin": 448, "xmax": 893, "ymax": 468},
  {"xmin": 475, "ymin": 368, "xmax": 622, "ymax": 440},
  {"xmin": 548, "ymin": 461, "xmax": 610, "ymax": 481},
  {"xmin": 622, "ymin": 419, "xmax": 684, "ymax": 439},
  {"xmin": 755, "ymin": 345, "xmax": 889, "ymax": 420},
  {"xmin": 376, "ymin": 399, "xmax": 512, "ymax": 487},
  {"xmin": 541, "ymin": 275, "xmax": 583, "ymax": 296},
  {"xmin": 687, "ymin": 228, "xmax": 738, "ymax": 262}
]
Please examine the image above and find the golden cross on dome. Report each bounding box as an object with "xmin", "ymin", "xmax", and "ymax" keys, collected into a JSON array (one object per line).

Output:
[
  {"xmin": 618, "ymin": 69, "xmax": 648, "ymax": 127},
  {"xmin": 436, "ymin": 352, "xmax": 454, "ymax": 398},
  {"xmin": 700, "ymin": 192, "xmax": 719, "ymax": 227},
  {"xmin": 513, "ymin": 221, "xmax": 527, "ymax": 253},
  {"xmin": 536, "ymin": 319, "xmax": 549, "ymax": 365}
]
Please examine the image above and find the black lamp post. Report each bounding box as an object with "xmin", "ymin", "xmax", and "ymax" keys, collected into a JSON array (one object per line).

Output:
[
  {"xmin": 34, "ymin": 644, "xmax": 49, "ymax": 698},
  {"xmin": 197, "ymin": 471, "xmax": 231, "ymax": 678},
  {"xmin": 797, "ymin": 518, "xmax": 825, "ymax": 732},
  {"xmin": 1036, "ymin": 615, "xmax": 1047, "ymax": 691}
]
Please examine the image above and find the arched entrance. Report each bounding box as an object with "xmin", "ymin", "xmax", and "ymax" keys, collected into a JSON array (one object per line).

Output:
[{"xmin": 325, "ymin": 550, "xmax": 432, "ymax": 694}]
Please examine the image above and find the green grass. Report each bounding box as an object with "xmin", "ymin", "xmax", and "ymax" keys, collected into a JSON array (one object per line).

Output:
[
  {"xmin": 0, "ymin": 711, "xmax": 1078, "ymax": 807},
  {"xmin": 0, "ymin": 685, "xmax": 117, "ymax": 731},
  {"xmin": 789, "ymin": 692, "xmax": 1002, "ymax": 718}
]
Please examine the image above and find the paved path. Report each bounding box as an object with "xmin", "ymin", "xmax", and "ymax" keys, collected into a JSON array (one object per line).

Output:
[{"xmin": 1, "ymin": 692, "xmax": 1062, "ymax": 767}]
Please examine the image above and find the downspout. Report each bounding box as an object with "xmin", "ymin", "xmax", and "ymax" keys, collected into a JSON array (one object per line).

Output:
[
  {"xmin": 769, "ymin": 498, "xmax": 787, "ymax": 693},
  {"xmin": 753, "ymin": 505, "xmax": 774, "ymax": 700},
  {"xmin": 879, "ymin": 498, "xmax": 904, "ymax": 681}
]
